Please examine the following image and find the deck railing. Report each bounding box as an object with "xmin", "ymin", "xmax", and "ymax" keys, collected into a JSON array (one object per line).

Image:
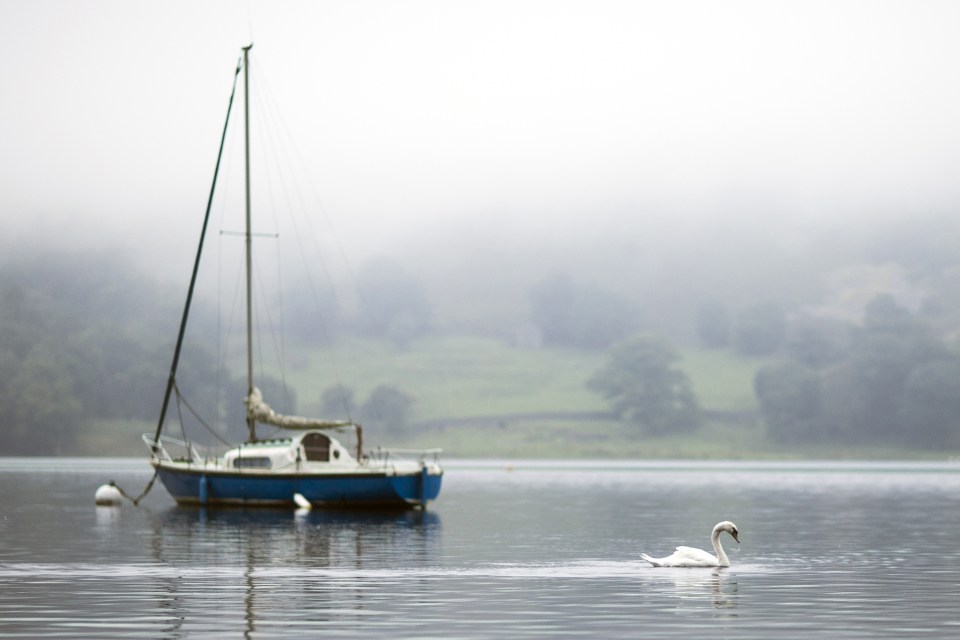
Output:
[
  {"xmin": 366, "ymin": 447, "xmax": 443, "ymax": 468},
  {"xmin": 142, "ymin": 434, "xmax": 207, "ymax": 464}
]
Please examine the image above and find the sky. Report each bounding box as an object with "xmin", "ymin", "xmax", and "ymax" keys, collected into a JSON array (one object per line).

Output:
[{"xmin": 2, "ymin": 0, "xmax": 960, "ymax": 277}]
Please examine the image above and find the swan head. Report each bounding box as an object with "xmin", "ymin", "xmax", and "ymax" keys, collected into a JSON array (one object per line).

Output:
[{"xmin": 714, "ymin": 520, "xmax": 740, "ymax": 544}]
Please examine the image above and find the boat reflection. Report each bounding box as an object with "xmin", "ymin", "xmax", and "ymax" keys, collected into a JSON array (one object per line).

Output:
[
  {"xmin": 151, "ymin": 506, "xmax": 440, "ymax": 565},
  {"xmin": 145, "ymin": 506, "xmax": 442, "ymax": 636}
]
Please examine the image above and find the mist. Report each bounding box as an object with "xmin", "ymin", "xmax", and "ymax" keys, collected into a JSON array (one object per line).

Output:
[{"xmin": 3, "ymin": 0, "xmax": 960, "ymax": 278}]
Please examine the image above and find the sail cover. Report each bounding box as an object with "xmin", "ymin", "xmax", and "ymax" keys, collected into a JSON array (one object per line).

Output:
[{"xmin": 245, "ymin": 387, "xmax": 354, "ymax": 430}]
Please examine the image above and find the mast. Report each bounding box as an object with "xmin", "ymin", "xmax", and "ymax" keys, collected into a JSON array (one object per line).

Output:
[{"xmin": 243, "ymin": 43, "xmax": 257, "ymax": 442}]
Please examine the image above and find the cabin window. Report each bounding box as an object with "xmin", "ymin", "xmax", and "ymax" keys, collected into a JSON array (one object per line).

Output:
[
  {"xmin": 302, "ymin": 433, "xmax": 330, "ymax": 462},
  {"xmin": 233, "ymin": 456, "xmax": 272, "ymax": 469}
]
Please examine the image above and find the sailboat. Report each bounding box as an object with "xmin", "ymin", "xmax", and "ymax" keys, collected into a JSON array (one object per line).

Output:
[{"xmin": 145, "ymin": 45, "xmax": 443, "ymax": 508}]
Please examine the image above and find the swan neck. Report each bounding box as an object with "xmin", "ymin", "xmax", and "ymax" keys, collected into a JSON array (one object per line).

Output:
[{"xmin": 712, "ymin": 529, "xmax": 730, "ymax": 567}]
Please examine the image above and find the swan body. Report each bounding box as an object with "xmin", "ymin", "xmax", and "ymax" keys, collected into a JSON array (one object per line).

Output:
[{"xmin": 641, "ymin": 521, "xmax": 740, "ymax": 568}]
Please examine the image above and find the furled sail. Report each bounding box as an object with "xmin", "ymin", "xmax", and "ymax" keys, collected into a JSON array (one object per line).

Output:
[{"xmin": 245, "ymin": 387, "xmax": 354, "ymax": 430}]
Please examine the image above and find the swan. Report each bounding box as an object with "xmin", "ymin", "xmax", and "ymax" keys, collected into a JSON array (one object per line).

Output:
[{"xmin": 640, "ymin": 521, "xmax": 740, "ymax": 568}]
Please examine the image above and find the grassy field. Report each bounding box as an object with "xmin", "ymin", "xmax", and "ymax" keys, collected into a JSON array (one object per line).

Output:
[
  {"xmin": 681, "ymin": 348, "xmax": 769, "ymax": 412},
  {"xmin": 285, "ymin": 335, "xmax": 607, "ymax": 420},
  {"xmin": 284, "ymin": 335, "xmax": 768, "ymax": 421}
]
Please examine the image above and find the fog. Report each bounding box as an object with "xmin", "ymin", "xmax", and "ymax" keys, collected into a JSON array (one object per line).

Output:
[
  {"xmin": 3, "ymin": 0, "xmax": 960, "ymax": 283},
  {"xmin": 7, "ymin": 1, "xmax": 960, "ymax": 456}
]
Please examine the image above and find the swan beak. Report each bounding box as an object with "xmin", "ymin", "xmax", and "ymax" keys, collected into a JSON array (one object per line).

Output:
[{"xmin": 732, "ymin": 531, "xmax": 740, "ymax": 544}]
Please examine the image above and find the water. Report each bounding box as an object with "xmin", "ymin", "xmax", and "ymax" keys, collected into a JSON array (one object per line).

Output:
[{"xmin": 2, "ymin": 458, "xmax": 960, "ymax": 638}]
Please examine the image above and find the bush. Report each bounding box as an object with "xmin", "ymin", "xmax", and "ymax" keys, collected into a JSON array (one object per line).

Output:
[{"xmin": 587, "ymin": 335, "xmax": 700, "ymax": 435}]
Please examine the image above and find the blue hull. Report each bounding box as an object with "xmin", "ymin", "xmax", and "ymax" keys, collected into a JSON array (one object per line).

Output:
[{"xmin": 154, "ymin": 464, "xmax": 443, "ymax": 508}]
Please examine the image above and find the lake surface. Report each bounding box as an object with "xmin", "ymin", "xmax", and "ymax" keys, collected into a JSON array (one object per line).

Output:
[{"xmin": 1, "ymin": 458, "xmax": 959, "ymax": 638}]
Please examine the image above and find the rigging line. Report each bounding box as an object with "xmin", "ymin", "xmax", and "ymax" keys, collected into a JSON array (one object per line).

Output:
[
  {"xmin": 251, "ymin": 69, "xmax": 284, "ymax": 237},
  {"xmin": 174, "ymin": 385, "xmax": 189, "ymax": 445},
  {"xmin": 130, "ymin": 471, "xmax": 158, "ymax": 506},
  {"xmin": 246, "ymin": 243, "xmax": 292, "ymax": 408},
  {"xmin": 150, "ymin": 52, "xmax": 244, "ymax": 448},
  {"xmin": 249, "ymin": 250, "xmax": 296, "ymax": 417},
  {"xmin": 218, "ymin": 233, "xmax": 248, "ymax": 415},
  {"xmin": 256, "ymin": 64, "xmax": 342, "ymax": 311},
  {"xmin": 174, "ymin": 383, "xmax": 232, "ymax": 446},
  {"xmin": 252, "ymin": 78, "xmax": 297, "ymax": 409},
  {"xmin": 249, "ymin": 84, "xmax": 293, "ymax": 406},
  {"xmin": 214, "ymin": 86, "xmax": 241, "ymax": 427},
  {"xmin": 220, "ymin": 230, "xmax": 278, "ymax": 237},
  {"xmin": 216, "ymin": 216, "xmax": 224, "ymax": 426},
  {"xmin": 271, "ymin": 238, "xmax": 292, "ymax": 409},
  {"xmin": 254, "ymin": 145, "xmax": 293, "ymax": 402},
  {"xmin": 254, "ymin": 64, "xmax": 355, "ymax": 418}
]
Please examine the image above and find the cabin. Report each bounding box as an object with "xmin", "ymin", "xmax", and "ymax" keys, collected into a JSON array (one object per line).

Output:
[{"xmin": 222, "ymin": 431, "xmax": 356, "ymax": 471}]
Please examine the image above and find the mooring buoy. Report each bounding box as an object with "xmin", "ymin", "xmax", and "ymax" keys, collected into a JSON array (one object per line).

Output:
[{"xmin": 95, "ymin": 482, "xmax": 123, "ymax": 506}]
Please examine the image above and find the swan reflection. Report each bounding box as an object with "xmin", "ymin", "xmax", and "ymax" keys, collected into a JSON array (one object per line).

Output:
[{"xmin": 651, "ymin": 568, "xmax": 739, "ymax": 611}]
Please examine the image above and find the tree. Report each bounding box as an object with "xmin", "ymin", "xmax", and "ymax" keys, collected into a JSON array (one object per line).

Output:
[
  {"xmin": 818, "ymin": 360, "xmax": 861, "ymax": 442},
  {"xmin": 587, "ymin": 335, "xmax": 700, "ymax": 435},
  {"xmin": 815, "ymin": 294, "xmax": 949, "ymax": 444},
  {"xmin": 754, "ymin": 360, "xmax": 824, "ymax": 443},
  {"xmin": 528, "ymin": 273, "xmax": 640, "ymax": 349},
  {"xmin": 899, "ymin": 360, "xmax": 960, "ymax": 448},
  {"xmin": 5, "ymin": 348, "xmax": 83, "ymax": 455},
  {"xmin": 844, "ymin": 295, "xmax": 945, "ymax": 441},
  {"xmin": 785, "ymin": 315, "xmax": 852, "ymax": 369},
  {"xmin": 320, "ymin": 385, "xmax": 358, "ymax": 419},
  {"xmin": 696, "ymin": 300, "xmax": 730, "ymax": 349},
  {"xmin": 359, "ymin": 385, "xmax": 416, "ymax": 435},
  {"xmin": 734, "ymin": 302, "xmax": 786, "ymax": 356}
]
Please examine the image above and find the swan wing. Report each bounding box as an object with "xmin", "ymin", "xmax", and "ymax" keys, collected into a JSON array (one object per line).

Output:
[
  {"xmin": 642, "ymin": 546, "xmax": 719, "ymax": 568},
  {"xmin": 672, "ymin": 546, "xmax": 719, "ymax": 566}
]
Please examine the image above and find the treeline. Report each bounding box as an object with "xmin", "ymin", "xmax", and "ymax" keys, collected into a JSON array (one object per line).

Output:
[
  {"xmin": 0, "ymin": 253, "xmax": 177, "ymax": 454},
  {"xmin": 753, "ymin": 294, "xmax": 960, "ymax": 449},
  {"xmin": 0, "ymin": 251, "xmax": 306, "ymax": 454},
  {"xmin": 585, "ymin": 291, "xmax": 960, "ymax": 449},
  {"xmin": 5, "ymin": 212, "xmax": 960, "ymax": 455}
]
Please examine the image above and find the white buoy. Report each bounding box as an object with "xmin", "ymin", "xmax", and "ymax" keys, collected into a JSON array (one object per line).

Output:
[
  {"xmin": 293, "ymin": 492, "xmax": 312, "ymax": 510},
  {"xmin": 95, "ymin": 483, "xmax": 124, "ymax": 506}
]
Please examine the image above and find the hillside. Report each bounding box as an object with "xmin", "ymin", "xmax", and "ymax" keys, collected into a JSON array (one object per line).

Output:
[{"xmin": 85, "ymin": 336, "xmax": 771, "ymax": 457}]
